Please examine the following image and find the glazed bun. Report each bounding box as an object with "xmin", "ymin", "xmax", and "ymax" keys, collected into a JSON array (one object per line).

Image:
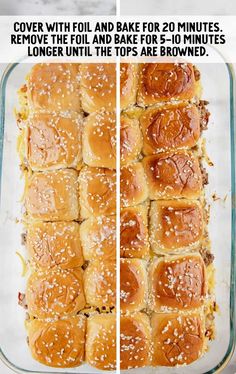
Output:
[
  {"xmin": 27, "ymin": 63, "xmax": 81, "ymax": 112},
  {"xmin": 120, "ymin": 258, "xmax": 148, "ymax": 313},
  {"xmin": 79, "ymin": 63, "xmax": 116, "ymax": 113},
  {"xmin": 80, "ymin": 215, "xmax": 116, "ymax": 261},
  {"xmin": 149, "ymin": 254, "xmax": 207, "ymax": 312},
  {"xmin": 142, "ymin": 151, "xmax": 203, "ymax": 200},
  {"xmin": 120, "ymin": 63, "xmax": 138, "ymax": 110},
  {"xmin": 84, "ymin": 260, "xmax": 116, "ymax": 308},
  {"xmin": 82, "ymin": 111, "xmax": 116, "ymax": 169},
  {"xmin": 86, "ymin": 314, "xmax": 116, "ymax": 371},
  {"xmin": 26, "ymin": 221, "xmax": 84, "ymax": 270},
  {"xmin": 150, "ymin": 200, "xmax": 203, "ymax": 254},
  {"xmin": 79, "ymin": 166, "xmax": 116, "ymax": 219},
  {"xmin": 137, "ymin": 63, "xmax": 198, "ymax": 107},
  {"xmin": 140, "ymin": 103, "xmax": 201, "ymax": 155},
  {"xmin": 120, "ymin": 312, "xmax": 151, "ymax": 370},
  {"xmin": 25, "ymin": 169, "xmax": 79, "ymax": 221},
  {"xmin": 120, "ymin": 114, "xmax": 142, "ymax": 166},
  {"xmin": 26, "ymin": 268, "xmax": 85, "ymax": 319},
  {"xmin": 120, "ymin": 204, "xmax": 150, "ymax": 259},
  {"xmin": 27, "ymin": 316, "xmax": 86, "ymax": 368},
  {"xmin": 120, "ymin": 163, "xmax": 148, "ymax": 207},
  {"xmin": 151, "ymin": 311, "xmax": 206, "ymax": 366},
  {"xmin": 25, "ymin": 112, "xmax": 83, "ymax": 171}
]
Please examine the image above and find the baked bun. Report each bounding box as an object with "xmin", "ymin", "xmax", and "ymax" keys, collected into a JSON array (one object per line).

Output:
[
  {"xmin": 120, "ymin": 258, "xmax": 147, "ymax": 313},
  {"xmin": 80, "ymin": 215, "xmax": 116, "ymax": 261},
  {"xmin": 120, "ymin": 114, "xmax": 142, "ymax": 165},
  {"xmin": 25, "ymin": 112, "xmax": 83, "ymax": 171},
  {"xmin": 86, "ymin": 314, "xmax": 116, "ymax": 371},
  {"xmin": 120, "ymin": 163, "xmax": 148, "ymax": 207},
  {"xmin": 84, "ymin": 260, "xmax": 116, "ymax": 308},
  {"xmin": 151, "ymin": 311, "xmax": 206, "ymax": 366},
  {"xmin": 150, "ymin": 200, "xmax": 203, "ymax": 254},
  {"xmin": 27, "ymin": 63, "xmax": 81, "ymax": 112},
  {"xmin": 149, "ymin": 254, "xmax": 207, "ymax": 312},
  {"xmin": 27, "ymin": 316, "xmax": 86, "ymax": 368},
  {"xmin": 142, "ymin": 151, "xmax": 202, "ymax": 200},
  {"xmin": 120, "ymin": 312, "xmax": 151, "ymax": 369},
  {"xmin": 137, "ymin": 63, "xmax": 198, "ymax": 107},
  {"xmin": 120, "ymin": 63, "xmax": 138, "ymax": 110},
  {"xmin": 26, "ymin": 268, "xmax": 85, "ymax": 319},
  {"xmin": 120, "ymin": 204, "xmax": 149, "ymax": 259},
  {"xmin": 79, "ymin": 166, "xmax": 116, "ymax": 219},
  {"xmin": 26, "ymin": 221, "xmax": 83, "ymax": 270},
  {"xmin": 25, "ymin": 169, "xmax": 79, "ymax": 221},
  {"xmin": 82, "ymin": 111, "xmax": 116, "ymax": 169},
  {"xmin": 140, "ymin": 103, "xmax": 201, "ymax": 155},
  {"xmin": 79, "ymin": 63, "xmax": 116, "ymax": 113}
]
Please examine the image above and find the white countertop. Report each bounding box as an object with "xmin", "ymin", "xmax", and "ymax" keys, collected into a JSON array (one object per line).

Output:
[
  {"xmin": 0, "ymin": 0, "xmax": 115, "ymax": 15},
  {"xmin": 120, "ymin": 0, "xmax": 236, "ymax": 15}
]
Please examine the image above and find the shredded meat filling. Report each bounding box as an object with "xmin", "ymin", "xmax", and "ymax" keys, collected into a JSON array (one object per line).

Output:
[
  {"xmin": 200, "ymin": 247, "xmax": 215, "ymax": 266},
  {"xmin": 18, "ymin": 292, "xmax": 28, "ymax": 309},
  {"xmin": 199, "ymin": 100, "xmax": 210, "ymax": 131}
]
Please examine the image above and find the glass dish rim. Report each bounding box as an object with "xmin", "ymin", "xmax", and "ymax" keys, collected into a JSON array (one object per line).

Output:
[{"xmin": 0, "ymin": 62, "xmax": 235, "ymax": 374}]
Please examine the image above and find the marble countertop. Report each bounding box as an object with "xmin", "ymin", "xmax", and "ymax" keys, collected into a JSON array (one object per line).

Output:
[
  {"xmin": 0, "ymin": 0, "xmax": 115, "ymax": 15},
  {"xmin": 121, "ymin": 0, "xmax": 236, "ymax": 15}
]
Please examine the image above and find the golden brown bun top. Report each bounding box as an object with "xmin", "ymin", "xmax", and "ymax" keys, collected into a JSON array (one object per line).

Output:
[
  {"xmin": 79, "ymin": 63, "xmax": 116, "ymax": 113},
  {"xmin": 83, "ymin": 111, "xmax": 116, "ymax": 169},
  {"xmin": 84, "ymin": 260, "xmax": 116, "ymax": 307},
  {"xmin": 79, "ymin": 166, "xmax": 116, "ymax": 218},
  {"xmin": 120, "ymin": 63, "xmax": 138, "ymax": 110},
  {"xmin": 140, "ymin": 103, "xmax": 200, "ymax": 154},
  {"xmin": 27, "ymin": 316, "xmax": 86, "ymax": 368},
  {"xmin": 138, "ymin": 63, "xmax": 196, "ymax": 105},
  {"xmin": 120, "ymin": 259, "xmax": 147, "ymax": 311},
  {"xmin": 26, "ymin": 221, "xmax": 83, "ymax": 270},
  {"xmin": 80, "ymin": 215, "xmax": 116, "ymax": 261},
  {"xmin": 120, "ymin": 205, "xmax": 149, "ymax": 258},
  {"xmin": 25, "ymin": 169, "xmax": 79, "ymax": 221},
  {"xmin": 27, "ymin": 63, "xmax": 80, "ymax": 112},
  {"xmin": 143, "ymin": 151, "xmax": 202, "ymax": 199},
  {"xmin": 120, "ymin": 313, "xmax": 151, "ymax": 370},
  {"xmin": 120, "ymin": 163, "xmax": 148, "ymax": 207},
  {"xmin": 27, "ymin": 112, "xmax": 82, "ymax": 171},
  {"xmin": 151, "ymin": 254, "xmax": 207, "ymax": 310},
  {"xmin": 120, "ymin": 115, "xmax": 142, "ymax": 165},
  {"xmin": 86, "ymin": 314, "xmax": 116, "ymax": 371},
  {"xmin": 151, "ymin": 311, "xmax": 205, "ymax": 366},
  {"xmin": 26, "ymin": 268, "xmax": 85, "ymax": 319},
  {"xmin": 150, "ymin": 200, "xmax": 203, "ymax": 251}
]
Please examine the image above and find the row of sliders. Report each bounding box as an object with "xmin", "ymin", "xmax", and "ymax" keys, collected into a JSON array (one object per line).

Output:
[
  {"xmin": 17, "ymin": 63, "xmax": 117, "ymax": 371},
  {"xmin": 119, "ymin": 62, "xmax": 215, "ymax": 370}
]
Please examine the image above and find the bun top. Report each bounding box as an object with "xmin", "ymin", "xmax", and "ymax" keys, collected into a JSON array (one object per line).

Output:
[
  {"xmin": 25, "ymin": 169, "xmax": 79, "ymax": 221},
  {"xmin": 120, "ymin": 313, "xmax": 151, "ymax": 369},
  {"xmin": 120, "ymin": 63, "xmax": 138, "ymax": 110},
  {"xmin": 140, "ymin": 103, "xmax": 200, "ymax": 154},
  {"xmin": 138, "ymin": 63, "xmax": 196, "ymax": 105},
  {"xmin": 86, "ymin": 314, "xmax": 116, "ymax": 371},
  {"xmin": 26, "ymin": 268, "xmax": 85, "ymax": 319},
  {"xmin": 83, "ymin": 111, "xmax": 116, "ymax": 169},
  {"xmin": 151, "ymin": 311, "xmax": 205, "ymax": 366},
  {"xmin": 79, "ymin": 63, "xmax": 116, "ymax": 113},
  {"xmin": 27, "ymin": 316, "xmax": 86, "ymax": 368},
  {"xmin": 150, "ymin": 254, "xmax": 207, "ymax": 311},
  {"xmin": 27, "ymin": 63, "xmax": 80, "ymax": 112},
  {"xmin": 27, "ymin": 112, "xmax": 82, "ymax": 171},
  {"xmin": 143, "ymin": 151, "xmax": 202, "ymax": 199}
]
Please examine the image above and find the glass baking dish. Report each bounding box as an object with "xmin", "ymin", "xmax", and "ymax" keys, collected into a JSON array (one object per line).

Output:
[{"xmin": 0, "ymin": 60, "xmax": 235, "ymax": 374}]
